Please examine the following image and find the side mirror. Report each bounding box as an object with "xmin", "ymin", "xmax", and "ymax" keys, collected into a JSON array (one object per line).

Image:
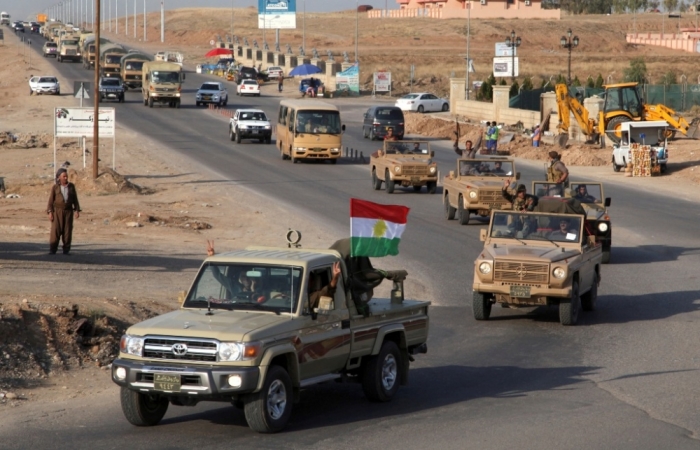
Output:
[
  {"xmin": 430, "ymin": 150, "xmax": 435, "ymax": 157},
  {"xmin": 604, "ymin": 197, "xmax": 611, "ymax": 207},
  {"xmin": 515, "ymin": 172, "xmax": 521, "ymax": 180},
  {"xmin": 341, "ymin": 124, "xmax": 346, "ymax": 133},
  {"xmin": 480, "ymin": 229, "xmax": 487, "ymax": 241},
  {"xmin": 182, "ymin": 73, "xmax": 186, "ymax": 81}
]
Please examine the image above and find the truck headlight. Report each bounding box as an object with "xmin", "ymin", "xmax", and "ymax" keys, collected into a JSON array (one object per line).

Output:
[
  {"xmin": 478, "ymin": 262, "xmax": 492, "ymax": 274},
  {"xmin": 264, "ymin": 125, "xmax": 271, "ymax": 129},
  {"xmin": 119, "ymin": 335, "xmax": 144, "ymax": 356},
  {"xmin": 553, "ymin": 267, "xmax": 566, "ymax": 279},
  {"xmin": 468, "ymin": 190, "xmax": 477, "ymax": 199},
  {"xmin": 330, "ymin": 147, "xmax": 340, "ymax": 153},
  {"xmin": 429, "ymin": 166, "xmax": 437, "ymax": 174},
  {"xmin": 218, "ymin": 342, "xmax": 261, "ymax": 362},
  {"xmin": 294, "ymin": 147, "xmax": 307, "ymax": 152},
  {"xmin": 394, "ymin": 166, "xmax": 401, "ymax": 174},
  {"xmin": 597, "ymin": 222, "xmax": 609, "ymax": 233}
]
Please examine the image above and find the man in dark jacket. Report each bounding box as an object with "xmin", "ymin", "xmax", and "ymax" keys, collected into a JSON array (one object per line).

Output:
[
  {"xmin": 47, "ymin": 168, "xmax": 81, "ymax": 254},
  {"xmin": 502, "ymin": 179, "xmax": 538, "ymax": 212}
]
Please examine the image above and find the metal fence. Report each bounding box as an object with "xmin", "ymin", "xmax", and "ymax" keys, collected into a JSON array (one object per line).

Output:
[{"xmin": 509, "ymin": 87, "xmax": 605, "ymax": 112}]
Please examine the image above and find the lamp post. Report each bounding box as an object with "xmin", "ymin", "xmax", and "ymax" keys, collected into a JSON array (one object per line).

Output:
[
  {"xmin": 231, "ymin": 0, "xmax": 234, "ymax": 42},
  {"xmin": 465, "ymin": 0, "xmax": 471, "ymax": 100},
  {"xmin": 560, "ymin": 28, "xmax": 579, "ymax": 85},
  {"xmin": 355, "ymin": 0, "xmax": 359, "ymax": 62},
  {"xmin": 504, "ymin": 30, "xmax": 521, "ymax": 81},
  {"xmin": 302, "ymin": 0, "xmax": 305, "ymax": 52}
]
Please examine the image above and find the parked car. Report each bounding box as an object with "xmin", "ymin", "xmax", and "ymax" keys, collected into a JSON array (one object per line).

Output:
[
  {"xmin": 265, "ymin": 66, "xmax": 284, "ymax": 79},
  {"xmin": 29, "ymin": 76, "xmax": 60, "ymax": 95},
  {"xmin": 237, "ymin": 79, "xmax": 260, "ymax": 97},
  {"xmin": 395, "ymin": 92, "xmax": 449, "ymax": 113},
  {"xmin": 363, "ymin": 106, "xmax": 405, "ymax": 140},
  {"xmin": 234, "ymin": 66, "xmax": 258, "ymax": 84},
  {"xmin": 195, "ymin": 81, "xmax": 228, "ymax": 106},
  {"xmin": 42, "ymin": 42, "xmax": 58, "ymax": 57},
  {"xmin": 99, "ymin": 77, "xmax": 125, "ymax": 103}
]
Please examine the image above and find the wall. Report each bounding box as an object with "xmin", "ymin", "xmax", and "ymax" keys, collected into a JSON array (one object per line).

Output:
[
  {"xmin": 368, "ymin": 0, "xmax": 561, "ymax": 19},
  {"xmin": 450, "ymin": 79, "xmax": 540, "ymax": 128},
  {"xmin": 627, "ymin": 33, "xmax": 699, "ymax": 53}
]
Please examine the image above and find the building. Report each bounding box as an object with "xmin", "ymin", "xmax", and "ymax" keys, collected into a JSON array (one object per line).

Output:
[{"xmin": 367, "ymin": 0, "xmax": 561, "ymax": 19}]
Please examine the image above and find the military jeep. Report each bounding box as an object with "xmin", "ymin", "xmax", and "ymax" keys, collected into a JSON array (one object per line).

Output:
[
  {"xmin": 370, "ymin": 140, "xmax": 438, "ymax": 194},
  {"xmin": 533, "ymin": 181, "xmax": 612, "ymax": 264},
  {"xmin": 472, "ymin": 197, "xmax": 602, "ymax": 326}
]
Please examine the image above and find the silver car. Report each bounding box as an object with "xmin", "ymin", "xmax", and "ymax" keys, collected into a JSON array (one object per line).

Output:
[{"xmin": 29, "ymin": 76, "xmax": 60, "ymax": 95}]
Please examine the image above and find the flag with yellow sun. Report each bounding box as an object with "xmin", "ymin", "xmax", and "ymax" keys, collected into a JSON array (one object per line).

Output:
[{"xmin": 350, "ymin": 198, "xmax": 410, "ymax": 257}]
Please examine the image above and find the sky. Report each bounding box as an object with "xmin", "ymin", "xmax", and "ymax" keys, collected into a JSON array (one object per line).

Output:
[{"xmin": 3, "ymin": 0, "xmax": 392, "ymax": 22}]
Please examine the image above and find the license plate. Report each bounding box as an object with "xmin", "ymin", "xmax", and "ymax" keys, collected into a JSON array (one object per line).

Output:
[
  {"xmin": 510, "ymin": 285, "xmax": 531, "ymax": 298},
  {"xmin": 411, "ymin": 176, "xmax": 420, "ymax": 183},
  {"xmin": 154, "ymin": 373, "xmax": 181, "ymax": 392},
  {"xmin": 250, "ymin": 130, "xmax": 259, "ymax": 134}
]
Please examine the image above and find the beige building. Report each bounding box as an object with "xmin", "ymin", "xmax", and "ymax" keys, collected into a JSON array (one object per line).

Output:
[{"xmin": 368, "ymin": 0, "xmax": 561, "ymax": 19}]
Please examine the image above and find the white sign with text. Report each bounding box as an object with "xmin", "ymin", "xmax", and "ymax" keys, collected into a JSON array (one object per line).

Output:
[{"xmin": 54, "ymin": 107, "xmax": 115, "ymax": 138}]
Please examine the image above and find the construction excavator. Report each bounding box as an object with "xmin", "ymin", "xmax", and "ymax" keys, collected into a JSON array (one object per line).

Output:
[{"xmin": 555, "ymin": 82, "xmax": 700, "ymax": 148}]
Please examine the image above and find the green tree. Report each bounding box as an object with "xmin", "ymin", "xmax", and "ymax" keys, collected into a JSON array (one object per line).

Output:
[
  {"xmin": 663, "ymin": 0, "xmax": 679, "ymax": 11},
  {"xmin": 572, "ymin": 76, "xmax": 582, "ymax": 87},
  {"xmin": 595, "ymin": 74, "xmax": 605, "ymax": 88},
  {"xmin": 586, "ymin": 76, "xmax": 595, "ymax": 88},
  {"xmin": 649, "ymin": 0, "xmax": 660, "ymax": 9},
  {"xmin": 623, "ymin": 57, "xmax": 647, "ymax": 83},
  {"xmin": 487, "ymin": 73, "xmax": 496, "ymax": 86},
  {"xmin": 509, "ymin": 80, "xmax": 520, "ymax": 98},
  {"xmin": 661, "ymin": 70, "xmax": 677, "ymax": 85},
  {"xmin": 499, "ymin": 78, "xmax": 507, "ymax": 86},
  {"xmin": 522, "ymin": 76, "xmax": 534, "ymax": 91}
]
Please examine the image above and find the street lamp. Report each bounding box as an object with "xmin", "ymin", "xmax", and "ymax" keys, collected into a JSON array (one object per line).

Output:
[
  {"xmin": 504, "ymin": 30, "xmax": 521, "ymax": 81},
  {"xmin": 465, "ymin": 0, "xmax": 471, "ymax": 100},
  {"xmin": 355, "ymin": 0, "xmax": 359, "ymax": 62},
  {"xmin": 560, "ymin": 28, "xmax": 579, "ymax": 85}
]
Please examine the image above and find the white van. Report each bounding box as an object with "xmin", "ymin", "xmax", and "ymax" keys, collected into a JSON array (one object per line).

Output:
[{"xmin": 611, "ymin": 120, "xmax": 669, "ymax": 173}]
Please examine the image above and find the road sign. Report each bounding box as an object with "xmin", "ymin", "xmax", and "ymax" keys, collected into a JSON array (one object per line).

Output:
[
  {"xmin": 209, "ymin": 39, "xmax": 215, "ymax": 45},
  {"xmin": 73, "ymin": 81, "xmax": 91, "ymax": 99},
  {"xmin": 55, "ymin": 107, "xmax": 115, "ymax": 138},
  {"xmin": 493, "ymin": 57, "xmax": 519, "ymax": 77},
  {"xmin": 495, "ymin": 42, "xmax": 516, "ymax": 57}
]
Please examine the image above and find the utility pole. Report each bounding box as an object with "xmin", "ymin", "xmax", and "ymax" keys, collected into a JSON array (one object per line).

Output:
[
  {"xmin": 466, "ymin": 0, "xmax": 471, "ymax": 100},
  {"xmin": 93, "ymin": 0, "xmax": 101, "ymax": 179},
  {"xmin": 160, "ymin": 0, "xmax": 164, "ymax": 43}
]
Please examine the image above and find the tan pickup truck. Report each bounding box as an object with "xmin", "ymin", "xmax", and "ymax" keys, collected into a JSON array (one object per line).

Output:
[
  {"xmin": 370, "ymin": 140, "xmax": 438, "ymax": 193},
  {"xmin": 533, "ymin": 181, "xmax": 612, "ymax": 263},
  {"xmin": 443, "ymin": 158, "xmax": 518, "ymax": 225},
  {"xmin": 111, "ymin": 236, "xmax": 430, "ymax": 433},
  {"xmin": 472, "ymin": 198, "xmax": 602, "ymax": 326}
]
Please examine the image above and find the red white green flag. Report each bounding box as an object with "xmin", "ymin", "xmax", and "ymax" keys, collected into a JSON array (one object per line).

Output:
[{"xmin": 350, "ymin": 198, "xmax": 410, "ymax": 257}]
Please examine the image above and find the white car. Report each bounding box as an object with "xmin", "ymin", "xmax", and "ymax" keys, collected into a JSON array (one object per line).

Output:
[
  {"xmin": 229, "ymin": 108, "xmax": 272, "ymax": 144},
  {"xmin": 195, "ymin": 81, "xmax": 228, "ymax": 106},
  {"xmin": 29, "ymin": 76, "xmax": 60, "ymax": 95},
  {"xmin": 237, "ymin": 79, "xmax": 260, "ymax": 97},
  {"xmin": 266, "ymin": 66, "xmax": 284, "ymax": 79},
  {"xmin": 395, "ymin": 92, "xmax": 449, "ymax": 113}
]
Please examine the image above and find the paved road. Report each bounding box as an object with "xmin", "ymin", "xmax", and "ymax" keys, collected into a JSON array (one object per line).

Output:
[{"xmin": 5, "ymin": 32, "xmax": 700, "ymax": 449}]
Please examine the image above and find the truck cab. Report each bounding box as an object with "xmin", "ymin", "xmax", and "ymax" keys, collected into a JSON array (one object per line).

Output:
[
  {"xmin": 57, "ymin": 35, "xmax": 80, "ymax": 63},
  {"xmin": 141, "ymin": 61, "xmax": 185, "ymax": 108},
  {"xmin": 611, "ymin": 120, "xmax": 669, "ymax": 173}
]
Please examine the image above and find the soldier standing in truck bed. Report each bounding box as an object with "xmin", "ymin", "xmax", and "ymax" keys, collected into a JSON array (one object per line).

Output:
[{"xmin": 546, "ymin": 151, "xmax": 569, "ymax": 194}]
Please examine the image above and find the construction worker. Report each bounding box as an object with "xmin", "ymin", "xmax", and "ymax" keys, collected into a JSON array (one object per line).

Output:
[
  {"xmin": 490, "ymin": 121, "xmax": 500, "ymax": 154},
  {"xmin": 546, "ymin": 151, "xmax": 569, "ymax": 194}
]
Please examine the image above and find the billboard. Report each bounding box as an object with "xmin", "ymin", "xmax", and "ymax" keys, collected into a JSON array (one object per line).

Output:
[
  {"xmin": 495, "ymin": 42, "xmax": 516, "ymax": 57},
  {"xmin": 493, "ymin": 57, "xmax": 518, "ymax": 78},
  {"xmin": 373, "ymin": 71, "xmax": 391, "ymax": 92},
  {"xmin": 54, "ymin": 107, "xmax": 115, "ymax": 138},
  {"xmin": 336, "ymin": 64, "xmax": 360, "ymax": 96},
  {"xmin": 258, "ymin": 0, "xmax": 297, "ymax": 29}
]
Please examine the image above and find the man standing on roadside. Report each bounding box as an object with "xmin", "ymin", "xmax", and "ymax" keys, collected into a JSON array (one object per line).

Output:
[
  {"xmin": 47, "ymin": 168, "xmax": 81, "ymax": 255},
  {"xmin": 278, "ymin": 75, "xmax": 284, "ymax": 93}
]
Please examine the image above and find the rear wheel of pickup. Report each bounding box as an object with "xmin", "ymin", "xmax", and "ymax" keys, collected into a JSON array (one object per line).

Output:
[
  {"xmin": 229, "ymin": 126, "xmax": 235, "ymax": 141},
  {"xmin": 559, "ymin": 279, "xmax": 581, "ymax": 326},
  {"xmin": 581, "ymin": 273, "xmax": 598, "ymax": 311},
  {"xmin": 444, "ymin": 194, "xmax": 456, "ymax": 220},
  {"xmin": 148, "ymin": 96, "xmax": 154, "ymax": 108},
  {"xmin": 472, "ymin": 291, "xmax": 491, "ymax": 320},
  {"xmin": 457, "ymin": 195, "xmax": 470, "ymax": 225},
  {"xmin": 362, "ymin": 340, "xmax": 400, "ymax": 402},
  {"xmin": 236, "ymin": 128, "xmax": 242, "ymax": 144},
  {"xmin": 427, "ymin": 181, "xmax": 437, "ymax": 194},
  {"xmin": 244, "ymin": 365, "xmax": 292, "ymax": 433},
  {"xmin": 120, "ymin": 387, "xmax": 169, "ymax": 426},
  {"xmin": 385, "ymin": 170, "xmax": 395, "ymax": 194}
]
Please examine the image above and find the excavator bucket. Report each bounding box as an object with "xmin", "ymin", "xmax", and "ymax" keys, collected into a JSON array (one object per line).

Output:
[
  {"xmin": 557, "ymin": 134, "xmax": 569, "ymax": 148},
  {"xmin": 686, "ymin": 118, "xmax": 700, "ymax": 139}
]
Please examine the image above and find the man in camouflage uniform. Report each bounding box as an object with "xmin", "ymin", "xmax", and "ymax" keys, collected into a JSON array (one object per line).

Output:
[
  {"xmin": 502, "ymin": 179, "xmax": 538, "ymax": 212},
  {"xmin": 546, "ymin": 151, "xmax": 569, "ymax": 195}
]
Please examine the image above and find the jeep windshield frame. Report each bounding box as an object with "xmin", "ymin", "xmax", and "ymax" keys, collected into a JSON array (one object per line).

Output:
[
  {"xmin": 489, "ymin": 211, "xmax": 585, "ymax": 244},
  {"xmin": 184, "ymin": 262, "xmax": 303, "ymax": 314}
]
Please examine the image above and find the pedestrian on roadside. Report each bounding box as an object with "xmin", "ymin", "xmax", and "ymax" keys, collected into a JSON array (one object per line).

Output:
[
  {"xmin": 47, "ymin": 168, "xmax": 81, "ymax": 255},
  {"xmin": 484, "ymin": 122, "xmax": 493, "ymax": 154},
  {"xmin": 278, "ymin": 75, "xmax": 284, "ymax": 93},
  {"xmin": 490, "ymin": 121, "xmax": 500, "ymax": 154},
  {"xmin": 532, "ymin": 124, "xmax": 541, "ymax": 147}
]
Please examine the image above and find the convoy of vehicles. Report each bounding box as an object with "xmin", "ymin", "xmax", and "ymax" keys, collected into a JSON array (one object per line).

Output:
[
  {"xmin": 229, "ymin": 109, "xmax": 272, "ymax": 144},
  {"xmin": 111, "ymin": 235, "xmax": 430, "ymax": 432},
  {"xmin": 141, "ymin": 61, "xmax": 185, "ymax": 108},
  {"xmin": 555, "ymin": 82, "xmax": 700, "ymax": 148},
  {"xmin": 443, "ymin": 158, "xmax": 518, "ymax": 225},
  {"xmin": 370, "ymin": 140, "xmax": 438, "ymax": 194},
  {"xmin": 276, "ymin": 99, "xmax": 345, "ymax": 163}
]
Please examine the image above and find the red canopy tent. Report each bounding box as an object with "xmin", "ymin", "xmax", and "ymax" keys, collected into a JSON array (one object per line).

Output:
[{"xmin": 205, "ymin": 48, "xmax": 233, "ymax": 57}]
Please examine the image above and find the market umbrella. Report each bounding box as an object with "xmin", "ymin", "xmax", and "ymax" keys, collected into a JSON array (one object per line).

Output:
[
  {"xmin": 205, "ymin": 48, "xmax": 234, "ymax": 58},
  {"xmin": 288, "ymin": 64, "xmax": 322, "ymax": 76}
]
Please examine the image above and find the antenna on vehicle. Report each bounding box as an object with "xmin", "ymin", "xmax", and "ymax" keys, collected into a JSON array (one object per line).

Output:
[{"xmin": 286, "ymin": 229, "xmax": 302, "ymax": 248}]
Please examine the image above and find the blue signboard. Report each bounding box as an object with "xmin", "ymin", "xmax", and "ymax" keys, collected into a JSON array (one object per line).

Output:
[{"xmin": 258, "ymin": 0, "xmax": 297, "ymax": 29}]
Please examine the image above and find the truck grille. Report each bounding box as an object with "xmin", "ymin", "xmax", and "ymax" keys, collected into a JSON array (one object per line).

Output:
[
  {"xmin": 143, "ymin": 337, "xmax": 218, "ymax": 362},
  {"xmin": 479, "ymin": 189, "xmax": 508, "ymax": 207},
  {"xmin": 137, "ymin": 373, "xmax": 202, "ymax": 386},
  {"xmin": 402, "ymin": 165, "xmax": 429, "ymax": 175},
  {"xmin": 494, "ymin": 261, "xmax": 549, "ymax": 284},
  {"xmin": 156, "ymin": 88, "xmax": 176, "ymax": 92},
  {"xmin": 65, "ymin": 49, "xmax": 77, "ymax": 55}
]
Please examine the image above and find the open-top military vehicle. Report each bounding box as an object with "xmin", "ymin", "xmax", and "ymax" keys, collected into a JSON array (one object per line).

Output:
[
  {"xmin": 472, "ymin": 197, "xmax": 602, "ymax": 326},
  {"xmin": 533, "ymin": 181, "xmax": 612, "ymax": 264},
  {"xmin": 443, "ymin": 158, "xmax": 519, "ymax": 225},
  {"xmin": 370, "ymin": 140, "xmax": 438, "ymax": 194},
  {"xmin": 112, "ymin": 234, "xmax": 430, "ymax": 433}
]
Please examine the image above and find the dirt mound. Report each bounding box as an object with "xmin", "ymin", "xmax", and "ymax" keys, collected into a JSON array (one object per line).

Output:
[
  {"xmin": 0, "ymin": 132, "xmax": 51, "ymax": 149},
  {"xmin": 0, "ymin": 298, "xmax": 168, "ymax": 392},
  {"xmin": 71, "ymin": 167, "xmax": 154, "ymax": 195}
]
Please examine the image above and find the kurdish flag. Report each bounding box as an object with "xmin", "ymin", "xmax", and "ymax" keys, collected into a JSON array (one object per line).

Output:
[{"xmin": 350, "ymin": 198, "xmax": 410, "ymax": 257}]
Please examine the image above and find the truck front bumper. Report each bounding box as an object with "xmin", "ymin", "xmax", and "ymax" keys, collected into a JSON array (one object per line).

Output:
[
  {"xmin": 391, "ymin": 175, "xmax": 437, "ymax": 186},
  {"xmin": 111, "ymin": 358, "xmax": 260, "ymax": 399},
  {"xmin": 473, "ymin": 283, "xmax": 572, "ymax": 306}
]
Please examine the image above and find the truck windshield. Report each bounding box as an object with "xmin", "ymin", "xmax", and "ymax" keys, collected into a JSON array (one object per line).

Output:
[
  {"xmin": 62, "ymin": 40, "xmax": 78, "ymax": 45},
  {"xmin": 124, "ymin": 61, "xmax": 144, "ymax": 71},
  {"xmin": 152, "ymin": 71, "xmax": 180, "ymax": 83},
  {"xmin": 184, "ymin": 263, "xmax": 303, "ymax": 314},
  {"xmin": 490, "ymin": 212, "xmax": 582, "ymax": 243},
  {"xmin": 295, "ymin": 110, "xmax": 341, "ymax": 134},
  {"xmin": 106, "ymin": 55, "xmax": 122, "ymax": 64}
]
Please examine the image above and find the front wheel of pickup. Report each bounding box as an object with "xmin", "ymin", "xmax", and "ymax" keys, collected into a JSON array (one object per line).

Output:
[
  {"xmin": 120, "ymin": 387, "xmax": 169, "ymax": 426},
  {"xmin": 472, "ymin": 291, "xmax": 491, "ymax": 320},
  {"xmin": 362, "ymin": 340, "xmax": 400, "ymax": 402},
  {"xmin": 559, "ymin": 279, "xmax": 581, "ymax": 326},
  {"xmin": 244, "ymin": 365, "xmax": 293, "ymax": 433}
]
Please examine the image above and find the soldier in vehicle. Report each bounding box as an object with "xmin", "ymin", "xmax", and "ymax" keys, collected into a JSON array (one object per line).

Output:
[
  {"xmin": 502, "ymin": 179, "xmax": 538, "ymax": 212},
  {"xmin": 549, "ymin": 218, "xmax": 579, "ymax": 241},
  {"xmin": 492, "ymin": 161, "xmax": 506, "ymax": 174},
  {"xmin": 573, "ymin": 184, "xmax": 596, "ymax": 203},
  {"xmin": 460, "ymin": 161, "xmax": 481, "ymax": 176},
  {"xmin": 546, "ymin": 151, "xmax": 569, "ymax": 194},
  {"xmin": 309, "ymin": 262, "xmax": 341, "ymax": 309},
  {"xmin": 384, "ymin": 127, "xmax": 398, "ymax": 142}
]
